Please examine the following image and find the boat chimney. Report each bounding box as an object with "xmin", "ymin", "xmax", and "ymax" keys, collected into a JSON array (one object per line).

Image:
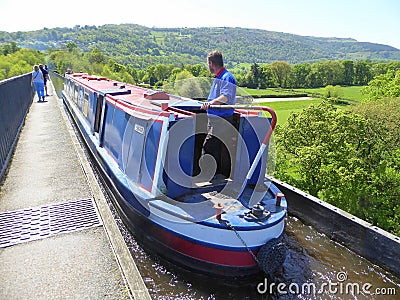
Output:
[
  {"xmin": 161, "ymin": 102, "xmax": 169, "ymax": 111},
  {"xmin": 276, "ymin": 193, "xmax": 284, "ymax": 206},
  {"xmin": 214, "ymin": 203, "xmax": 224, "ymax": 220}
]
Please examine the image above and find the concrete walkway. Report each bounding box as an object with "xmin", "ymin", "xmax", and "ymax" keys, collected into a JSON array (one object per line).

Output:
[{"xmin": 0, "ymin": 82, "xmax": 150, "ymax": 299}]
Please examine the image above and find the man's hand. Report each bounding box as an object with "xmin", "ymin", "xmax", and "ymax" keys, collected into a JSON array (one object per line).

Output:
[
  {"xmin": 201, "ymin": 102, "xmax": 211, "ymax": 110},
  {"xmin": 201, "ymin": 95, "xmax": 228, "ymax": 110}
]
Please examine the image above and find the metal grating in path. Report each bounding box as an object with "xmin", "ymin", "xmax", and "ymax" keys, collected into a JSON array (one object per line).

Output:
[{"xmin": 0, "ymin": 198, "xmax": 102, "ymax": 248}]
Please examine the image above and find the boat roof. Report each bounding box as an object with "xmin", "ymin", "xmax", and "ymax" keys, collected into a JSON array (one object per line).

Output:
[{"xmin": 67, "ymin": 73, "xmax": 201, "ymax": 119}]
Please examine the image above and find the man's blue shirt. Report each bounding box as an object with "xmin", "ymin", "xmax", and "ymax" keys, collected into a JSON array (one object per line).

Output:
[{"xmin": 207, "ymin": 68, "xmax": 236, "ymax": 117}]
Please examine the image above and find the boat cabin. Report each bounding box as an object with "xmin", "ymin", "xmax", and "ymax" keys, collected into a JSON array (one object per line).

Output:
[{"xmin": 63, "ymin": 73, "xmax": 272, "ymax": 202}]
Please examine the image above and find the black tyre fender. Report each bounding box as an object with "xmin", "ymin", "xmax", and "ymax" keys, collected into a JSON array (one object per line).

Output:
[{"xmin": 256, "ymin": 238, "xmax": 286, "ymax": 276}]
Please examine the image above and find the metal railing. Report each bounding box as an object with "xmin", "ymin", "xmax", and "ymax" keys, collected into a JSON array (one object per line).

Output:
[{"xmin": 0, "ymin": 73, "xmax": 34, "ymax": 181}]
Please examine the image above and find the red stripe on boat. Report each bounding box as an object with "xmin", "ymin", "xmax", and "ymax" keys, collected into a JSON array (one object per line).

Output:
[{"xmin": 156, "ymin": 227, "xmax": 257, "ymax": 267}]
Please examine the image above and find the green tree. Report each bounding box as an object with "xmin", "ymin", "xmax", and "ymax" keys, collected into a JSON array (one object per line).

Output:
[
  {"xmin": 323, "ymin": 85, "xmax": 343, "ymax": 101},
  {"xmin": 142, "ymin": 65, "xmax": 157, "ymax": 86},
  {"xmin": 275, "ymin": 102, "xmax": 372, "ymax": 198},
  {"xmin": 244, "ymin": 63, "xmax": 262, "ymax": 88},
  {"xmin": 362, "ymin": 70, "xmax": 400, "ymax": 101},
  {"xmin": 185, "ymin": 64, "xmax": 209, "ymax": 77},
  {"xmin": 290, "ymin": 63, "xmax": 311, "ymax": 88},
  {"xmin": 66, "ymin": 42, "xmax": 78, "ymax": 53},
  {"xmin": 354, "ymin": 61, "xmax": 373, "ymax": 85},
  {"xmin": 0, "ymin": 47, "xmax": 44, "ymax": 80},
  {"xmin": 87, "ymin": 48, "xmax": 108, "ymax": 64},
  {"xmin": 350, "ymin": 98, "xmax": 400, "ymax": 234},
  {"xmin": 1, "ymin": 42, "xmax": 20, "ymax": 55},
  {"xmin": 271, "ymin": 61, "xmax": 291, "ymax": 88},
  {"xmin": 309, "ymin": 60, "xmax": 344, "ymax": 87},
  {"xmin": 342, "ymin": 60, "xmax": 354, "ymax": 86},
  {"xmin": 154, "ymin": 64, "xmax": 174, "ymax": 86},
  {"xmin": 275, "ymin": 100, "xmax": 400, "ymax": 235},
  {"xmin": 259, "ymin": 64, "xmax": 275, "ymax": 88},
  {"xmin": 164, "ymin": 70, "xmax": 206, "ymax": 98}
]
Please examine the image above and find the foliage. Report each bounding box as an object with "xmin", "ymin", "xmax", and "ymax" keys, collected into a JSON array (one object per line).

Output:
[
  {"xmin": 1, "ymin": 42, "xmax": 19, "ymax": 55},
  {"xmin": 362, "ymin": 69, "xmax": 400, "ymax": 100},
  {"xmin": 240, "ymin": 60, "xmax": 400, "ymax": 90},
  {"xmin": 275, "ymin": 101, "xmax": 400, "ymax": 235},
  {"xmin": 323, "ymin": 85, "xmax": 343, "ymax": 101},
  {"xmin": 3, "ymin": 38, "xmax": 400, "ymax": 93},
  {"xmin": 46, "ymin": 46, "xmax": 213, "ymax": 87},
  {"xmin": 0, "ymin": 44, "xmax": 44, "ymax": 80}
]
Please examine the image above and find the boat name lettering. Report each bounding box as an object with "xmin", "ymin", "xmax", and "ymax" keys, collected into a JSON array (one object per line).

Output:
[{"xmin": 134, "ymin": 124, "xmax": 145, "ymax": 134}]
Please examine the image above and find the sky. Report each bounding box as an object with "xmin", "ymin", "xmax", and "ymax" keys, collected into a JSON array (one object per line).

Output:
[{"xmin": 1, "ymin": 0, "xmax": 399, "ymax": 50}]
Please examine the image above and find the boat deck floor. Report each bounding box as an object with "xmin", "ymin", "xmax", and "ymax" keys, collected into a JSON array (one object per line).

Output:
[{"xmin": 149, "ymin": 176, "xmax": 275, "ymax": 223}]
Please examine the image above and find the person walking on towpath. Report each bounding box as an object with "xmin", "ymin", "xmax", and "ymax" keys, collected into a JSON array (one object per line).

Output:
[
  {"xmin": 39, "ymin": 64, "xmax": 50, "ymax": 96},
  {"xmin": 31, "ymin": 65, "xmax": 45, "ymax": 102}
]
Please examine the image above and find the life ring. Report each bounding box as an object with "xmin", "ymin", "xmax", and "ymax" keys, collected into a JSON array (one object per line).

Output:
[{"xmin": 256, "ymin": 238, "xmax": 286, "ymax": 276}]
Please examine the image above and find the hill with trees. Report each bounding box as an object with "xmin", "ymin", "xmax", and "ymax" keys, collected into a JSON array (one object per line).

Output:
[{"xmin": 1, "ymin": 24, "xmax": 400, "ymax": 69}]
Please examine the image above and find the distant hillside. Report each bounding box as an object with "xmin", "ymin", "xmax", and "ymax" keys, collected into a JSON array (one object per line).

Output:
[{"xmin": 1, "ymin": 24, "xmax": 399, "ymax": 68}]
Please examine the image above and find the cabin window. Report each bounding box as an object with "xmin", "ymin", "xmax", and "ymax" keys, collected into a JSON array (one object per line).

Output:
[
  {"xmin": 74, "ymin": 84, "xmax": 79, "ymax": 104},
  {"xmin": 94, "ymin": 95, "xmax": 104, "ymax": 133},
  {"xmin": 83, "ymin": 92, "xmax": 89, "ymax": 117},
  {"xmin": 77, "ymin": 88, "xmax": 84, "ymax": 110},
  {"xmin": 67, "ymin": 82, "xmax": 72, "ymax": 98}
]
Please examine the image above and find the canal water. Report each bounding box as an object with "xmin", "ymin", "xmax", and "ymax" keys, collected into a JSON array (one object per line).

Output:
[
  {"xmin": 52, "ymin": 75, "xmax": 399, "ymax": 299},
  {"xmin": 114, "ymin": 213, "xmax": 399, "ymax": 300}
]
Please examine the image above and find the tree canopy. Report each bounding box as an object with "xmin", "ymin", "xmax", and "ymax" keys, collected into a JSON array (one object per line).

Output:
[{"xmin": 275, "ymin": 99, "xmax": 400, "ymax": 235}]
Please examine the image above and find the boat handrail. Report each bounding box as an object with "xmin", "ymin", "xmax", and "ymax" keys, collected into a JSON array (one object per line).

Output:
[{"xmin": 165, "ymin": 106, "xmax": 196, "ymax": 117}]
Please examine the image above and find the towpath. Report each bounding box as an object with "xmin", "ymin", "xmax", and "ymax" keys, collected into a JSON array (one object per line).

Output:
[{"xmin": 0, "ymin": 81, "xmax": 150, "ymax": 299}]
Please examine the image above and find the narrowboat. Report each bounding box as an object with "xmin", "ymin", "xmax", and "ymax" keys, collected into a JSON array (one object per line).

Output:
[{"xmin": 62, "ymin": 73, "xmax": 287, "ymax": 278}]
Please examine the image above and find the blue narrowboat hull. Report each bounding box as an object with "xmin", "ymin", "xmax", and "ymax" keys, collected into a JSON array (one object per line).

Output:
[{"xmin": 61, "ymin": 73, "xmax": 287, "ymax": 278}]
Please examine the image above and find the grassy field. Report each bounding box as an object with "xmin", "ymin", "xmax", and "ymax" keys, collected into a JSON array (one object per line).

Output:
[
  {"xmin": 243, "ymin": 86, "xmax": 367, "ymax": 101},
  {"xmin": 243, "ymin": 85, "xmax": 366, "ymax": 125},
  {"xmin": 256, "ymin": 99, "xmax": 323, "ymax": 126},
  {"xmin": 241, "ymin": 87, "xmax": 304, "ymax": 97},
  {"xmin": 291, "ymin": 86, "xmax": 368, "ymax": 101}
]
